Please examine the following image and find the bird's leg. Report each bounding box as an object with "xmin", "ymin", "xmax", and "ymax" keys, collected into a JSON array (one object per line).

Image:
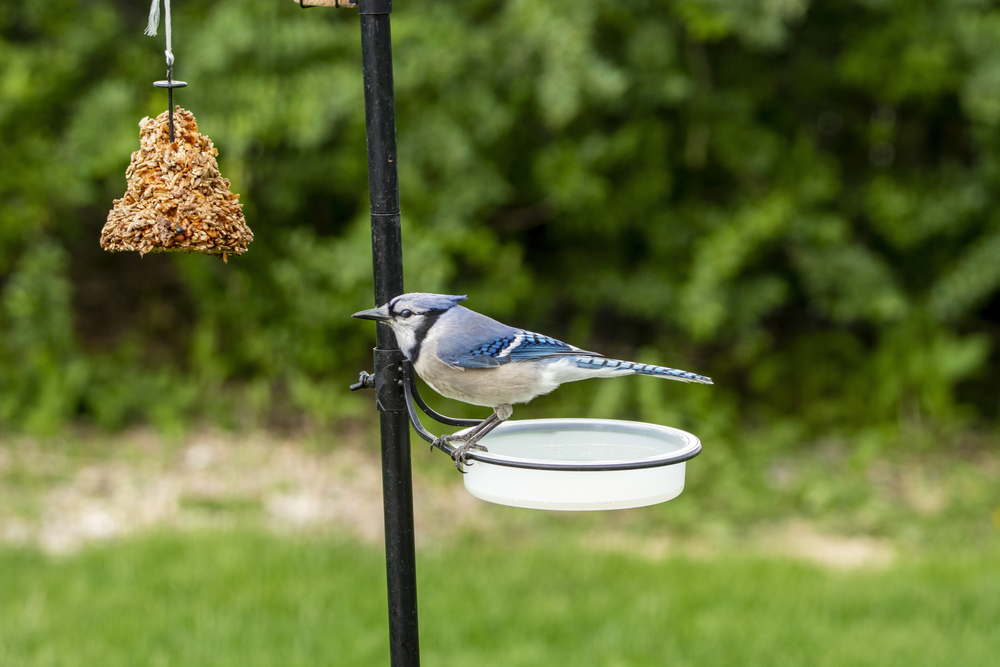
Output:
[{"xmin": 448, "ymin": 404, "xmax": 512, "ymax": 472}]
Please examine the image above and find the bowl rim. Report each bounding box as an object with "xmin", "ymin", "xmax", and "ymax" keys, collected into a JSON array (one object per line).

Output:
[{"xmin": 461, "ymin": 418, "xmax": 702, "ymax": 472}]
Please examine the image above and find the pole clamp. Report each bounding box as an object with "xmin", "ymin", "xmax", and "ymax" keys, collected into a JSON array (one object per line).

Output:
[{"xmin": 372, "ymin": 347, "xmax": 407, "ymax": 412}]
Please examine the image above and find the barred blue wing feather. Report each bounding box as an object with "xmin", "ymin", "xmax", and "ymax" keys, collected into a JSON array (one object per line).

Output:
[
  {"xmin": 445, "ymin": 330, "xmax": 600, "ymax": 369},
  {"xmin": 504, "ymin": 331, "xmax": 599, "ymax": 360}
]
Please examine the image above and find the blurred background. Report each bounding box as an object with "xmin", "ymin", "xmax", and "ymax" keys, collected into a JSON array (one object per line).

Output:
[{"xmin": 1, "ymin": 1, "xmax": 999, "ymax": 665}]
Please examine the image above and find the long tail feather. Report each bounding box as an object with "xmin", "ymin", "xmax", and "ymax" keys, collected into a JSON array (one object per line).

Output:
[{"xmin": 573, "ymin": 356, "xmax": 713, "ymax": 384}]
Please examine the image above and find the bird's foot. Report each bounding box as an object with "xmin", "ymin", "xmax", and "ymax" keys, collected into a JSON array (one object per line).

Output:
[
  {"xmin": 449, "ymin": 440, "xmax": 489, "ymax": 473},
  {"xmin": 430, "ymin": 433, "xmax": 461, "ymax": 453},
  {"xmin": 431, "ymin": 433, "xmax": 487, "ymax": 461}
]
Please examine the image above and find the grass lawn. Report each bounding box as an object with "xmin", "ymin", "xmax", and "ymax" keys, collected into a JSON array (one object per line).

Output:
[{"xmin": 1, "ymin": 531, "xmax": 998, "ymax": 667}]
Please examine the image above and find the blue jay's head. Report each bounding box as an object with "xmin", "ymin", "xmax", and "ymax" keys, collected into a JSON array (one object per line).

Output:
[{"xmin": 352, "ymin": 293, "xmax": 467, "ymax": 361}]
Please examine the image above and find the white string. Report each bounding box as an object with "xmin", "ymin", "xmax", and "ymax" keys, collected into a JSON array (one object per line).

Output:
[
  {"xmin": 164, "ymin": 0, "xmax": 173, "ymax": 67},
  {"xmin": 144, "ymin": 0, "xmax": 159, "ymax": 36},
  {"xmin": 144, "ymin": 0, "xmax": 174, "ymax": 68}
]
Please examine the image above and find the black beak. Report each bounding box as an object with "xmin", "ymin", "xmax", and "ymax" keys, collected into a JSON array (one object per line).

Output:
[{"xmin": 352, "ymin": 305, "xmax": 391, "ymax": 322}]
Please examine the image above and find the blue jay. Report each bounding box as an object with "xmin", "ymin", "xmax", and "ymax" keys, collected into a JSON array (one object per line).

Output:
[{"xmin": 353, "ymin": 293, "xmax": 712, "ymax": 469}]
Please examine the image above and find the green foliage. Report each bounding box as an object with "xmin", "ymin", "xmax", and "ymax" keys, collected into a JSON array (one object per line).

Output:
[
  {"xmin": 0, "ymin": 243, "xmax": 85, "ymax": 433},
  {"xmin": 1, "ymin": 0, "xmax": 999, "ymax": 438}
]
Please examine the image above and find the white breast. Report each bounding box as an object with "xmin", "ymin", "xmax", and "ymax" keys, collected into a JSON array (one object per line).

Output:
[{"xmin": 412, "ymin": 335, "xmax": 562, "ymax": 408}]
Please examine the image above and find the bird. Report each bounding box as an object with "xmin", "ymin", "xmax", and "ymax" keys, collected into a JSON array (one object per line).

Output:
[{"xmin": 353, "ymin": 293, "xmax": 712, "ymax": 470}]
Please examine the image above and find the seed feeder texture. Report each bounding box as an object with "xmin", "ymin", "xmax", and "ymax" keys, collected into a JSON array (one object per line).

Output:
[{"xmin": 101, "ymin": 0, "xmax": 252, "ymax": 262}]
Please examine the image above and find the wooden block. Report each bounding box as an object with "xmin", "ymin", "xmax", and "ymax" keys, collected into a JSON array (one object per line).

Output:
[{"xmin": 291, "ymin": 0, "xmax": 356, "ymax": 8}]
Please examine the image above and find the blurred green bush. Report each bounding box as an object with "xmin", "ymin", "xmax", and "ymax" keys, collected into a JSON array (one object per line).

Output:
[{"xmin": 0, "ymin": 0, "xmax": 997, "ymax": 441}]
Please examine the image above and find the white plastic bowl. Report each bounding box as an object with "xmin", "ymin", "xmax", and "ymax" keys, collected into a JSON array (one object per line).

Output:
[{"xmin": 460, "ymin": 418, "xmax": 701, "ymax": 511}]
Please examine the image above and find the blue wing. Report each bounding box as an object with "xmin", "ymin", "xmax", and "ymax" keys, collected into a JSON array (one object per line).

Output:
[{"xmin": 445, "ymin": 330, "xmax": 599, "ymax": 369}]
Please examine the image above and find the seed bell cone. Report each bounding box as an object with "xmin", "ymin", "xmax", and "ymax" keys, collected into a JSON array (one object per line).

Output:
[{"xmin": 101, "ymin": 107, "xmax": 252, "ymax": 260}]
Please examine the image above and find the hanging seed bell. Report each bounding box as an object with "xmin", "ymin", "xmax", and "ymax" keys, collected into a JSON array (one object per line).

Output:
[{"xmin": 101, "ymin": 107, "xmax": 252, "ymax": 261}]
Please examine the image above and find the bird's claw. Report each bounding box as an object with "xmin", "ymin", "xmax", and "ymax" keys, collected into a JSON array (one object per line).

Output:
[{"xmin": 448, "ymin": 441, "xmax": 488, "ymax": 473}]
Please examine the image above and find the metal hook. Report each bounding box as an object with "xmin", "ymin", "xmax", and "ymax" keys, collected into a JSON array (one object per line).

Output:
[{"xmin": 152, "ymin": 74, "xmax": 188, "ymax": 143}]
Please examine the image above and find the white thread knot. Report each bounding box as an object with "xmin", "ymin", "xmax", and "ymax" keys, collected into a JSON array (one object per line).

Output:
[{"xmin": 144, "ymin": 0, "xmax": 173, "ymax": 69}]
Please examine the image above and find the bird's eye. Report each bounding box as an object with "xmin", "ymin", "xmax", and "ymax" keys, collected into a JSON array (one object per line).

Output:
[{"xmin": 399, "ymin": 309, "xmax": 413, "ymax": 319}]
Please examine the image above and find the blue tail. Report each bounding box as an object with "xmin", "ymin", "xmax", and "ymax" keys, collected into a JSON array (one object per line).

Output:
[{"xmin": 573, "ymin": 356, "xmax": 713, "ymax": 384}]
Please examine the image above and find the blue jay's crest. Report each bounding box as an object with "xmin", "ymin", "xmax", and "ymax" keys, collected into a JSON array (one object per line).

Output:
[
  {"xmin": 388, "ymin": 293, "xmax": 467, "ymax": 316},
  {"xmin": 353, "ymin": 293, "xmax": 470, "ymax": 364}
]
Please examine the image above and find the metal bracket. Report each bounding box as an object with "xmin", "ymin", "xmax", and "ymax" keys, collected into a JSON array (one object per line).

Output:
[
  {"xmin": 372, "ymin": 348, "xmax": 406, "ymax": 413},
  {"xmin": 350, "ymin": 359, "xmax": 485, "ymax": 456},
  {"xmin": 398, "ymin": 360, "xmax": 482, "ymax": 454},
  {"xmin": 152, "ymin": 78, "xmax": 187, "ymax": 143}
]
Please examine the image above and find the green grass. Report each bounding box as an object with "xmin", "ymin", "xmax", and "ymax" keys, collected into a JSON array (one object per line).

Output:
[{"xmin": 1, "ymin": 531, "xmax": 998, "ymax": 667}]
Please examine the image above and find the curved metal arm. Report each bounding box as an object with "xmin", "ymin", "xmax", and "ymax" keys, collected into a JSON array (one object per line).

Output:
[
  {"xmin": 402, "ymin": 362, "xmax": 481, "ymax": 428},
  {"xmin": 399, "ymin": 361, "xmax": 481, "ymax": 453},
  {"xmin": 401, "ymin": 367, "xmax": 438, "ymax": 446},
  {"xmin": 350, "ymin": 360, "xmax": 481, "ymax": 451}
]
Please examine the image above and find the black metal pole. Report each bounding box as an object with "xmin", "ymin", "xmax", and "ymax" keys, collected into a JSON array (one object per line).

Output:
[{"xmin": 357, "ymin": 1, "xmax": 420, "ymax": 666}]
